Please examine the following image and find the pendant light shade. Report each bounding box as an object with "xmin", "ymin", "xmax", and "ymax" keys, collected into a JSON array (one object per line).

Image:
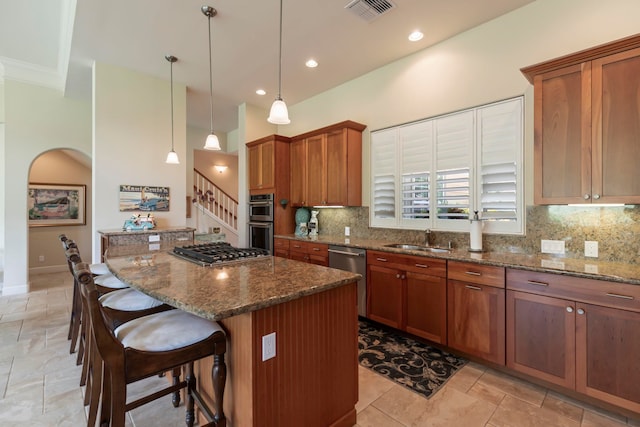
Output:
[
  {"xmin": 267, "ymin": 0, "xmax": 290, "ymax": 125},
  {"xmin": 202, "ymin": 6, "xmax": 221, "ymax": 150},
  {"xmin": 165, "ymin": 55, "xmax": 180, "ymax": 164}
]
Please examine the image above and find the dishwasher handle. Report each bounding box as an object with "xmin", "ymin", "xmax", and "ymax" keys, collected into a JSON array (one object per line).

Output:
[{"xmin": 327, "ymin": 249, "xmax": 365, "ymax": 257}]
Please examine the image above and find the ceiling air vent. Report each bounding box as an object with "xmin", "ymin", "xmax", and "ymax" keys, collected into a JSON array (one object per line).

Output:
[{"xmin": 345, "ymin": 0, "xmax": 396, "ymax": 22}]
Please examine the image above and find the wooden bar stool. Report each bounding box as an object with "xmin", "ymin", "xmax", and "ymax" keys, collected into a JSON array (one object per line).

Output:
[{"xmin": 74, "ymin": 262, "xmax": 227, "ymax": 427}]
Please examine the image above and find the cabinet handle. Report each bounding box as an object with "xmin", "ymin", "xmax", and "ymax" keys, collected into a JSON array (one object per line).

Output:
[
  {"xmin": 376, "ymin": 257, "xmax": 388, "ymax": 262},
  {"xmin": 526, "ymin": 280, "xmax": 549, "ymax": 287},
  {"xmin": 396, "ymin": 274, "xmax": 401, "ymax": 279},
  {"xmin": 293, "ymin": 244, "xmax": 302, "ymax": 248},
  {"xmin": 577, "ymin": 308, "xmax": 585, "ymax": 315},
  {"xmin": 465, "ymin": 271, "xmax": 481, "ymax": 276},
  {"xmin": 415, "ymin": 263, "xmax": 430, "ymax": 268},
  {"xmin": 401, "ymin": 274, "xmax": 406, "ymax": 280},
  {"xmin": 584, "ymin": 194, "xmax": 590, "ymax": 200},
  {"xmin": 465, "ymin": 285, "xmax": 482, "ymax": 291},
  {"xmin": 566, "ymin": 306, "xmax": 574, "ymax": 313},
  {"xmin": 606, "ymin": 292, "xmax": 634, "ymax": 300},
  {"xmin": 312, "ymin": 247, "xmax": 320, "ymax": 251},
  {"xmin": 593, "ymin": 194, "xmax": 600, "ymax": 200}
]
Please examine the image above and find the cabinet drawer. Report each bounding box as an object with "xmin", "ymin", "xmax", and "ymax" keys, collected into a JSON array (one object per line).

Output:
[
  {"xmin": 306, "ymin": 242, "xmax": 328, "ymax": 256},
  {"xmin": 367, "ymin": 250, "xmax": 445, "ymax": 277},
  {"xmin": 274, "ymin": 238, "xmax": 290, "ymax": 250},
  {"xmin": 448, "ymin": 261, "xmax": 505, "ymax": 288},
  {"xmin": 289, "ymin": 241, "xmax": 307, "ymax": 252},
  {"xmin": 507, "ymin": 268, "xmax": 640, "ymax": 313}
]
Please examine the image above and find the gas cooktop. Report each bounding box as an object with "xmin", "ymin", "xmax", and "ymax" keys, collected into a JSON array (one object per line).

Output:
[{"xmin": 171, "ymin": 242, "xmax": 270, "ymax": 266}]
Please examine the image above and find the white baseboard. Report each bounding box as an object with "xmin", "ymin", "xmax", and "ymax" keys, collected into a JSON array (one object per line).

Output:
[
  {"xmin": 29, "ymin": 265, "xmax": 67, "ymax": 275},
  {"xmin": 2, "ymin": 283, "xmax": 29, "ymax": 296}
]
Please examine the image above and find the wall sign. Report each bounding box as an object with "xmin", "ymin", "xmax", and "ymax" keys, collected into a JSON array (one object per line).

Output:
[{"xmin": 119, "ymin": 185, "xmax": 170, "ymax": 212}]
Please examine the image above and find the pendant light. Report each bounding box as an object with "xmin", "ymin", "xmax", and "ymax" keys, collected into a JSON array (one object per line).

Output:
[
  {"xmin": 267, "ymin": 0, "xmax": 290, "ymax": 125},
  {"xmin": 202, "ymin": 6, "xmax": 221, "ymax": 150},
  {"xmin": 165, "ymin": 55, "xmax": 180, "ymax": 164}
]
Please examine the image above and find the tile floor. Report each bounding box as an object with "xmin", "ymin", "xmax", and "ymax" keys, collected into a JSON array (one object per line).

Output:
[{"xmin": 0, "ymin": 271, "xmax": 638, "ymax": 426}]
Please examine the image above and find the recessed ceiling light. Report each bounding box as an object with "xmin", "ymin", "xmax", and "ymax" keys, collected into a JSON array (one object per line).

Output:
[
  {"xmin": 256, "ymin": 89, "xmax": 266, "ymax": 96},
  {"xmin": 305, "ymin": 59, "xmax": 318, "ymax": 68},
  {"xmin": 408, "ymin": 31, "xmax": 423, "ymax": 42}
]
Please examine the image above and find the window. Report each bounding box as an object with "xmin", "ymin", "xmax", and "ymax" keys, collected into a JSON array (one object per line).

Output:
[{"xmin": 371, "ymin": 96, "xmax": 524, "ymax": 234}]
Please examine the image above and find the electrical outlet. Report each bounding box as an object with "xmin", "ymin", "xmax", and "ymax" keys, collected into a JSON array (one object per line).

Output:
[
  {"xmin": 585, "ymin": 241, "xmax": 598, "ymax": 258},
  {"xmin": 541, "ymin": 239, "xmax": 565, "ymax": 254},
  {"xmin": 38, "ymin": 255, "xmax": 45, "ymax": 262},
  {"xmin": 148, "ymin": 234, "xmax": 160, "ymax": 243},
  {"xmin": 262, "ymin": 332, "xmax": 276, "ymax": 361}
]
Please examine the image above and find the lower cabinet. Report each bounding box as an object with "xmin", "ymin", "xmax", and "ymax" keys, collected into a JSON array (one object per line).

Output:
[
  {"xmin": 273, "ymin": 237, "xmax": 290, "ymax": 258},
  {"xmin": 367, "ymin": 250, "xmax": 447, "ymax": 344},
  {"xmin": 507, "ymin": 268, "xmax": 640, "ymax": 414},
  {"xmin": 288, "ymin": 240, "xmax": 329, "ymax": 266},
  {"xmin": 447, "ymin": 261, "xmax": 506, "ymax": 365}
]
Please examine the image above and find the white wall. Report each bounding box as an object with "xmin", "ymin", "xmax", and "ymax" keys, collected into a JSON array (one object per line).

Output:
[
  {"xmin": 92, "ymin": 62, "xmax": 187, "ymax": 261},
  {"xmin": 285, "ymin": 0, "xmax": 640, "ymax": 207},
  {"xmin": 3, "ymin": 81, "xmax": 91, "ymax": 294}
]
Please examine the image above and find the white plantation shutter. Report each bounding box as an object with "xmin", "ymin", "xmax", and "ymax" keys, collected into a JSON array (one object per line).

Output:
[
  {"xmin": 476, "ymin": 97, "xmax": 523, "ymax": 234},
  {"xmin": 435, "ymin": 111, "xmax": 473, "ymax": 229},
  {"xmin": 371, "ymin": 128, "xmax": 397, "ymax": 226},
  {"xmin": 400, "ymin": 121, "xmax": 431, "ymax": 225},
  {"xmin": 370, "ymin": 96, "xmax": 524, "ymax": 234}
]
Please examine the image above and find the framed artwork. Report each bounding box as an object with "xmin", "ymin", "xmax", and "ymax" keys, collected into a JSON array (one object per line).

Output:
[
  {"xmin": 119, "ymin": 185, "xmax": 170, "ymax": 212},
  {"xmin": 28, "ymin": 183, "xmax": 86, "ymax": 227}
]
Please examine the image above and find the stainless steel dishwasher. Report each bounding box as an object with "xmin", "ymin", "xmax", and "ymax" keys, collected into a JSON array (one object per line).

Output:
[{"xmin": 328, "ymin": 245, "xmax": 367, "ymax": 317}]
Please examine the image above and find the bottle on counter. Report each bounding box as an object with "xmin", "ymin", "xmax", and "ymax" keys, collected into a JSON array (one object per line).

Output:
[
  {"xmin": 469, "ymin": 210, "xmax": 483, "ymax": 252},
  {"xmin": 309, "ymin": 210, "xmax": 319, "ymax": 237}
]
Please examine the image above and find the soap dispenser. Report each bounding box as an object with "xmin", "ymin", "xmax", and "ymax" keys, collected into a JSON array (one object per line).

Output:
[{"xmin": 309, "ymin": 210, "xmax": 319, "ymax": 237}]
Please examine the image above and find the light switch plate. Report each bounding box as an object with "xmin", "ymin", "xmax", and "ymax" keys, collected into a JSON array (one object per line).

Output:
[
  {"xmin": 541, "ymin": 239, "xmax": 565, "ymax": 254},
  {"xmin": 148, "ymin": 234, "xmax": 160, "ymax": 242},
  {"xmin": 585, "ymin": 241, "xmax": 598, "ymax": 258}
]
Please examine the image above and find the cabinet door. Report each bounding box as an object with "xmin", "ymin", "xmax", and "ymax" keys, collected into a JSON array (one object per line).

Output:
[
  {"xmin": 592, "ymin": 47, "xmax": 640, "ymax": 204},
  {"xmin": 367, "ymin": 264, "xmax": 403, "ymax": 329},
  {"xmin": 290, "ymin": 139, "xmax": 306, "ymax": 206},
  {"xmin": 325, "ymin": 129, "xmax": 348, "ymax": 206},
  {"xmin": 305, "ymin": 134, "xmax": 327, "ymax": 206},
  {"xmin": 406, "ymin": 271, "xmax": 447, "ymax": 344},
  {"xmin": 447, "ymin": 279, "xmax": 505, "ymax": 365},
  {"xmin": 576, "ymin": 303, "xmax": 640, "ymax": 413},
  {"xmin": 248, "ymin": 144, "xmax": 262, "ymax": 191},
  {"xmin": 506, "ymin": 290, "xmax": 576, "ymax": 389},
  {"xmin": 533, "ymin": 64, "xmax": 592, "ymax": 204}
]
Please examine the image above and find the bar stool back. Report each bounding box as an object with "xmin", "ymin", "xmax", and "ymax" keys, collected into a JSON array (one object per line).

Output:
[{"xmin": 73, "ymin": 262, "xmax": 227, "ymax": 427}]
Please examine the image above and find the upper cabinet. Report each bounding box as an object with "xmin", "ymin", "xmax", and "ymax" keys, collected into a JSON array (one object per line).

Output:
[
  {"xmin": 290, "ymin": 121, "xmax": 365, "ymax": 207},
  {"xmin": 247, "ymin": 135, "xmax": 291, "ymax": 195},
  {"xmin": 522, "ymin": 34, "xmax": 640, "ymax": 205}
]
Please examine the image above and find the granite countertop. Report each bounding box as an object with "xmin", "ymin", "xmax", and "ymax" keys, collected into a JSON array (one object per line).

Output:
[
  {"xmin": 99, "ymin": 227, "xmax": 195, "ymax": 236},
  {"xmin": 104, "ymin": 242, "xmax": 360, "ymax": 321},
  {"xmin": 275, "ymin": 234, "xmax": 640, "ymax": 286}
]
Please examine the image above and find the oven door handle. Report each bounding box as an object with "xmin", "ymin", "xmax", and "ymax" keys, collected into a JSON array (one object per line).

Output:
[
  {"xmin": 249, "ymin": 201, "xmax": 272, "ymax": 206},
  {"xmin": 248, "ymin": 221, "xmax": 273, "ymax": 227}
]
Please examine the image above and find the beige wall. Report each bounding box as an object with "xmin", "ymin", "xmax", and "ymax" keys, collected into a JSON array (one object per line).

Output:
[
  {"xmin": 92, "ymin": 62, "xmax": 187, "ymax": 260},
  {"xmin": 283, "ymin": 0, "xmax": 640, "ymax": 208},
  {"xmin": 194, "ymin": 150, "xmax": 239, "ymax": 200},
  {"xmin": 3, "ymin": 81, "xmax": 91, "ymax": 294},
  {"xmin": 29, "ymin": 150, "xmax": 92, "ymax": 272}
]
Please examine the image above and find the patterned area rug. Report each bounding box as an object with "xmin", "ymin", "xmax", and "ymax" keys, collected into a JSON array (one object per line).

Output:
[{"xmin": 358, "ymin": 320, "xmax": 467, "ymax": 399}]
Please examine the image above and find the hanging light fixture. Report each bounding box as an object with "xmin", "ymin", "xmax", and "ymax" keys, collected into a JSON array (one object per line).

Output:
[
  {"xmin": 165, "ymin": 55, "xmax": 180, "ymax": 164},
  {"xmin": 202, "ymin": 5, "xmax": 222, "ymax": 150},
  {"xmin": 267, "ymin": 0, "xmax": 290, "ymax": 125}
]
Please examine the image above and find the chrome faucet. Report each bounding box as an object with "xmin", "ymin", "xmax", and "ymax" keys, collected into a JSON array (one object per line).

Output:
[{"xmin": 424, "ymin": 229, "xmax": 433, "ymax": 247}]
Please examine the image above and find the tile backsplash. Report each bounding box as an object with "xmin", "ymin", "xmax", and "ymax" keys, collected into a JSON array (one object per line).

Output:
[{"xmin": 311, "ymin": 205, "xmax": 640, "ymax": 264}]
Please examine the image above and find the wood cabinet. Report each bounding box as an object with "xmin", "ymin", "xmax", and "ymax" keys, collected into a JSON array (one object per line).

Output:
[
  {"xmin": 289, "ymin": 121, "xmax": 365, "ymax": 207},
  {"xmin": 273, "ymin": 237, "xmax": 290, "ymax": 258},
  {"xmin": 447, "ymin": 261, "xmax": 505, "ymax": 365},
  {"xmin": 246, "ymin": 135, "xmax": 294, "ymax": 235},
  {"xmin": 288, "ymin": 241, "xmax": 329, "ymax": 266},
  {"xmin": 522, "ymin": 34, "xmax": 640, "ymax": 204},
  {"xmin": 367, "ymin": 250, "xmax": 447, "ymax": 343},
  {"xmin": 506, "ymin": 268, "xmax": 640, "ymax": 413}
]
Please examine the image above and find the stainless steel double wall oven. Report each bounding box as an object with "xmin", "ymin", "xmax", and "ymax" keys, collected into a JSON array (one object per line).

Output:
[{"xmin": 248, "ymin": 194, "xmax": 274, "ymax": 254}]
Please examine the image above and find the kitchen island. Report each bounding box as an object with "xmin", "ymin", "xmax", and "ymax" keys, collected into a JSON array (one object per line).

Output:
[{"xmin": 104, "ymin": 242, "xmax": 360, "ymax": 427}]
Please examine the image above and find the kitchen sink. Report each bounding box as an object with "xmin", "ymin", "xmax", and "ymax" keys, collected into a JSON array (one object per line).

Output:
[{"xmin": 383, "ymin": 243, "xmax": 450, "ymax": 253}]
